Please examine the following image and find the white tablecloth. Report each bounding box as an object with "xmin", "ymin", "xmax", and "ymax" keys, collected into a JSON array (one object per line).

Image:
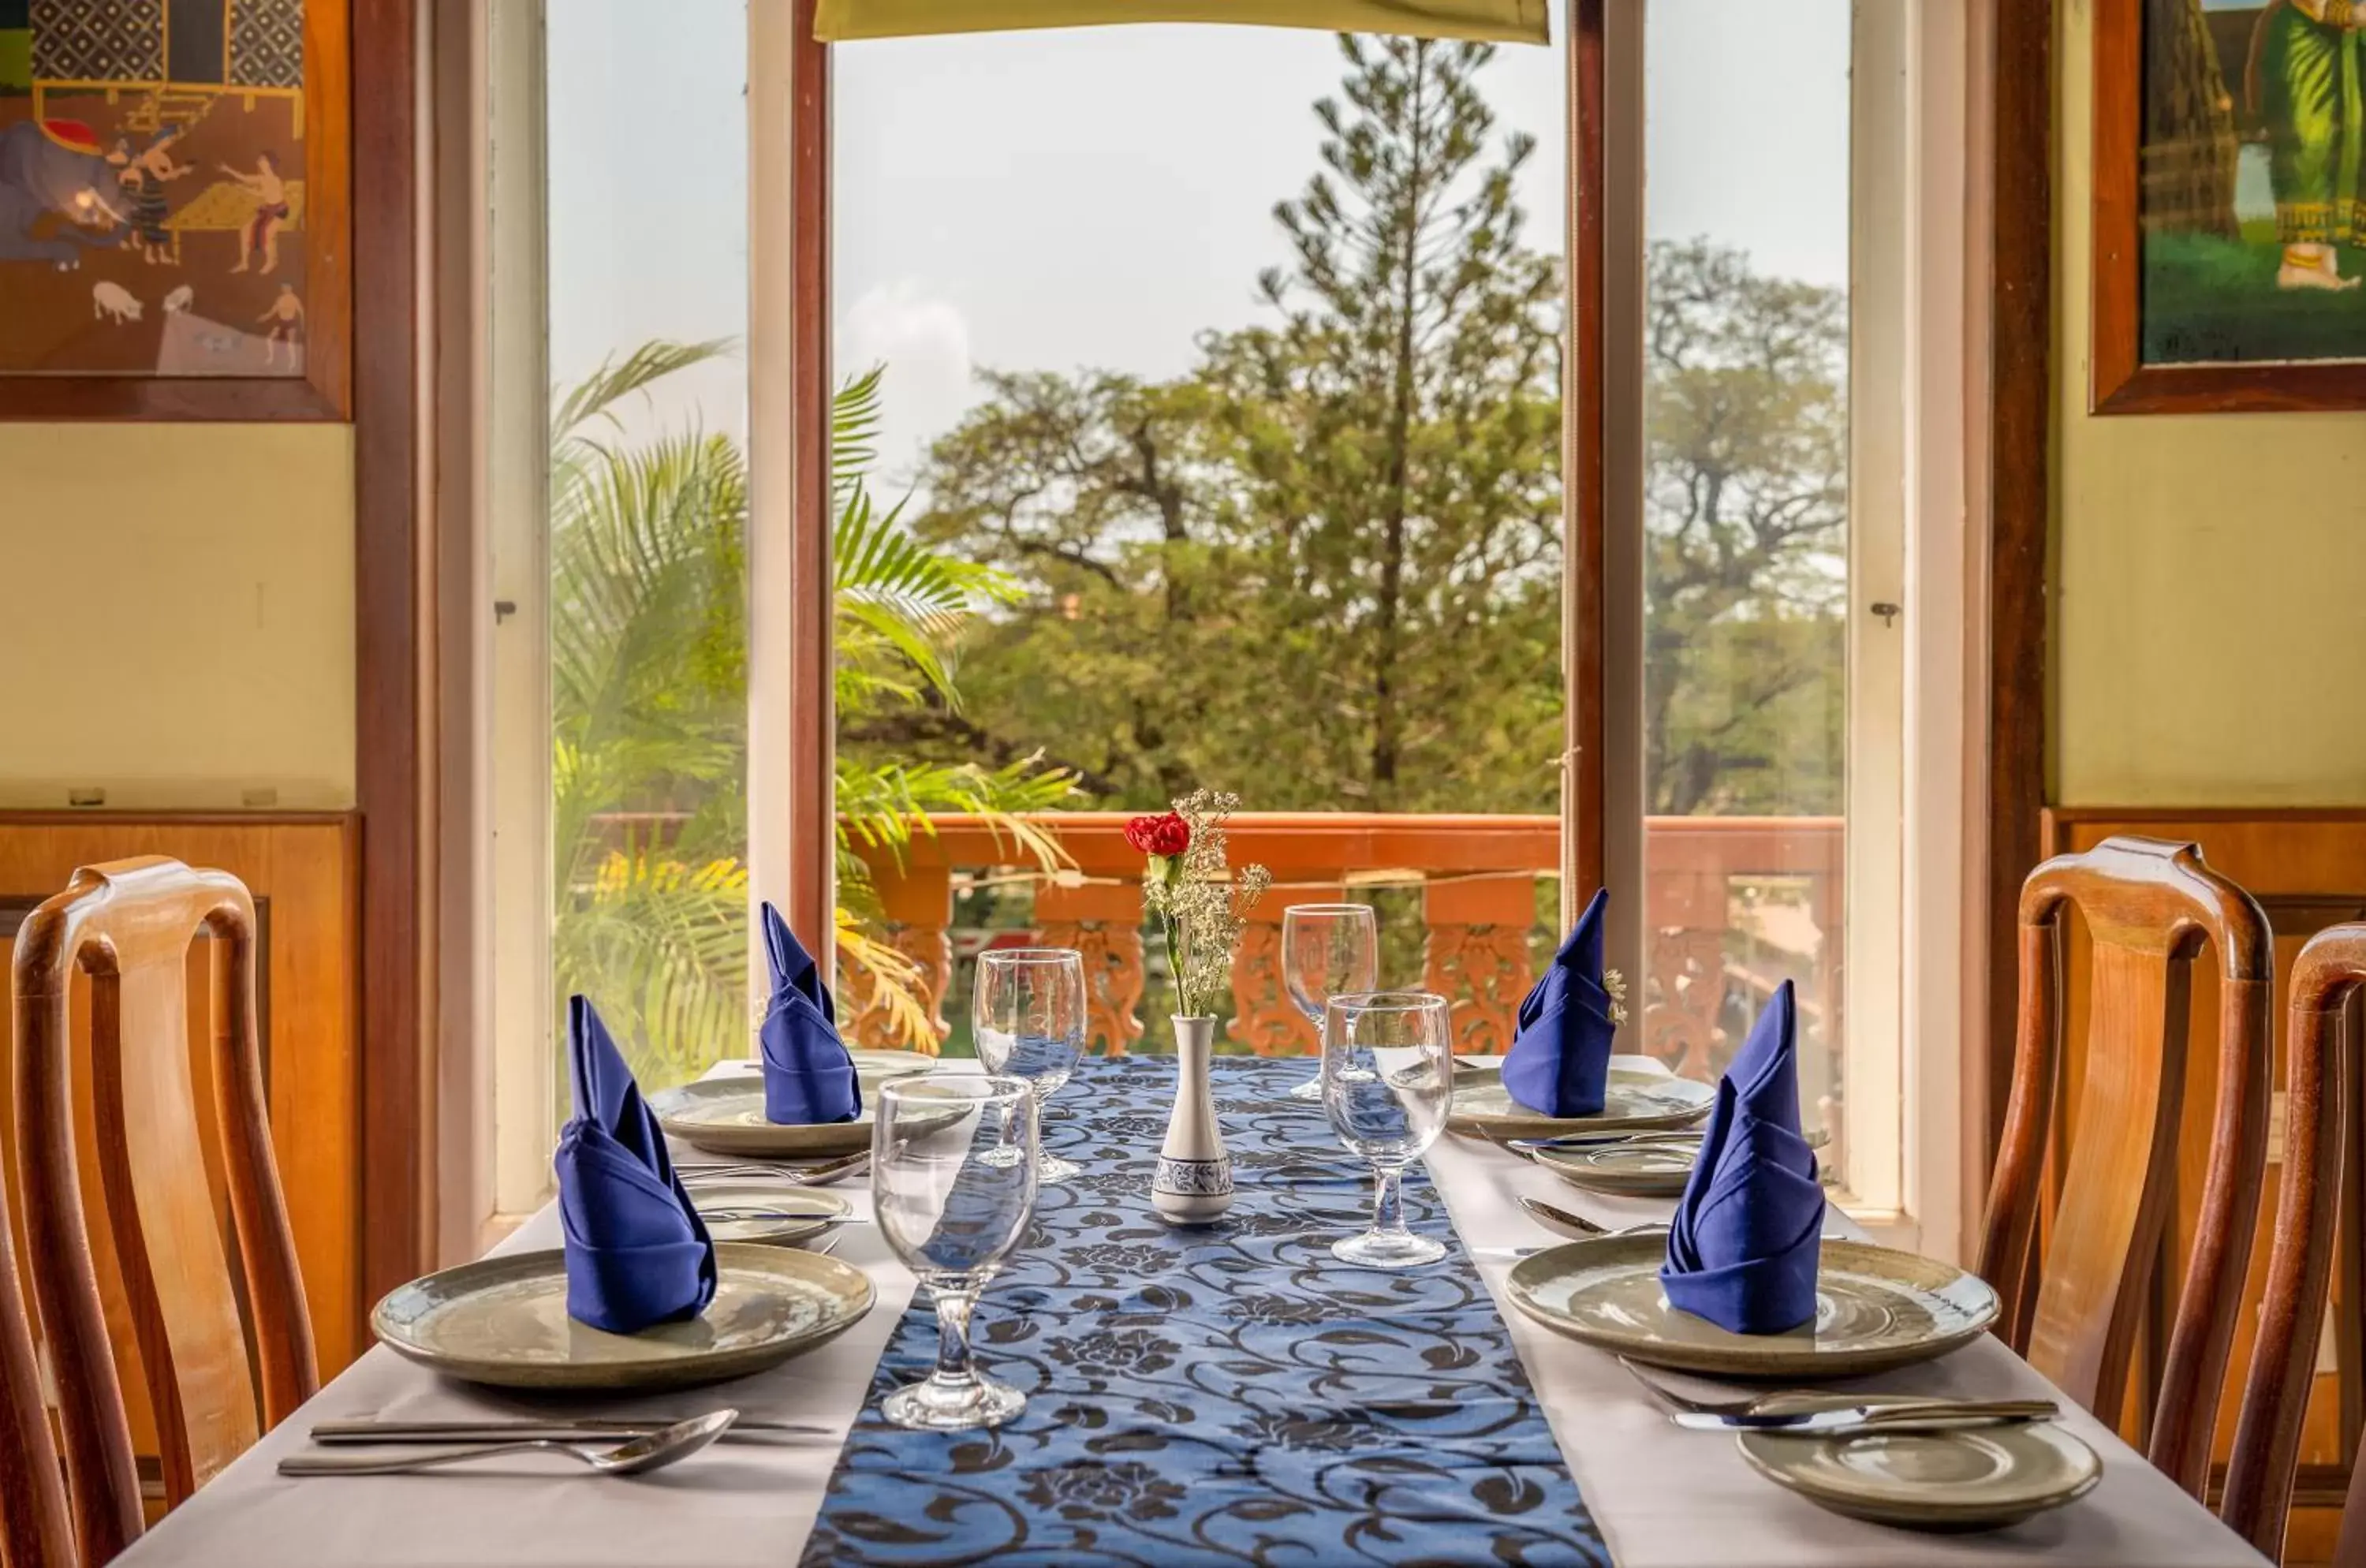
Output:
[{"xmin": 118, "ymin": 1059, "xmax": 2269, "ymax": 1567}]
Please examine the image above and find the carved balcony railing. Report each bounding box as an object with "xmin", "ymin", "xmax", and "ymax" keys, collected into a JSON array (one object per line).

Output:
[{"xmin": 843, "ymin": 812, "xmax": 1844, "ymax": 1084}]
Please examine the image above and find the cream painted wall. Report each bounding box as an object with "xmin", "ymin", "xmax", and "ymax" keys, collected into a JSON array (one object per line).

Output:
[
  {"xmin": 0, "ymin": 422, "xmax": 356, "ymax": 810},
  {"xmin": 2052, "ymin": 0, "xmax": 2366, "ymax": 808}
]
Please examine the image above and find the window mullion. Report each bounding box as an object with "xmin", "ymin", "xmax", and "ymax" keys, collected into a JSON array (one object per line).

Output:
[{"xmin": 748, "ymin": 0, "xmax": 837, "ymax": 1000}]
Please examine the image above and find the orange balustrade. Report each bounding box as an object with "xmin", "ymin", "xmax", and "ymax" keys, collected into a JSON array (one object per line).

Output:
[{"xmin": 842, "ymin": 812, "xmax": 1845, "ymax": 1075}]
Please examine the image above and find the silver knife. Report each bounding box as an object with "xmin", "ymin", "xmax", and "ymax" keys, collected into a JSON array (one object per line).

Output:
[
  {"xmin": 1672, "ymin": 1398, "xmax": 2058, "ymax": 1435},
  {"xmin": 310, "ymin": 1417, "xmax": 832, "ymax": 1443}
]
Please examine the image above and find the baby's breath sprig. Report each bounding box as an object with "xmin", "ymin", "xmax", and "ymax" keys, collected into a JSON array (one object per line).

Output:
[{"xmin": 1138, "ymin": 790, "xmax": 1271, "ymax": 1021}]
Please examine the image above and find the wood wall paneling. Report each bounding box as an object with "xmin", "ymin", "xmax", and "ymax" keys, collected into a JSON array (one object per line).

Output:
[{"xmin": 2047, "ymin": 810, "xmax": 2366, "ymax": 1563}]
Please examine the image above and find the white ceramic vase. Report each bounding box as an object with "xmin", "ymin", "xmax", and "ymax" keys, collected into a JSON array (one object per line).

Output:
[{"xmin": 1151, "ymin": 1014, "xmax": 1233, "ymax": 1224}]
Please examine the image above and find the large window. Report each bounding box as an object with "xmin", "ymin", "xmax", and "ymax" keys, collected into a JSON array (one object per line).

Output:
[
  {"xmin": 1636, "ymin": 1, "xmax": 1867, "ymax": 1169},
  {"xmin": 831, "ymin": 27, "xmax": 1566, "ymax": 1054},
  {"xmin": 476, "ymin": 0, "xmax": 1961, "ymax": 1238}
]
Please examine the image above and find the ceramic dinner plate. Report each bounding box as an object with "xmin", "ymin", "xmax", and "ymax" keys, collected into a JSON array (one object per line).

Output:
[
  {"xmin": 371, "ymin": 1242, "xmax": 875, "ymax": 1391},
  {"xmin": 649, "ymin": 1050, "xmax": 934, "ymax": 1156},
  {"xmin": 1507, "ymin": 1235, "xmax": 2000, "ymax": 1378},
  {"xmin": 1442, "ymin": 1064, "xmax": 1716, "ymax": 1138},
  {"xmin": 685, "ymin": 1179, "xmax": 850, "ymax": 1246},
  {"xmin": 1737, "ymin": 1396, "xmax": 2101, "ymax": 1530}
]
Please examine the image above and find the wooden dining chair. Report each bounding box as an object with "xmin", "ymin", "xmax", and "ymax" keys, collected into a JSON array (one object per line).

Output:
[
  {"xmin": 0, "ymin": 1172, "xmax": 73, "ymax": 1567},
  {"xmin": 2221, "ymin": 924, "xmax": 2364, "ymax": 1564},
  {"xmin": 10, "ymin": 858, "xmax": 316, "ymax": 1566},
  {"xmin": 1976, "ymin": 834, "xmax": 2274, "ymax": 1503}
]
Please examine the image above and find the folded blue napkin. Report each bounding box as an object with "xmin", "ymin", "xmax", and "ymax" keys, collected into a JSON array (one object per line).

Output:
[
  {"xmin": 759, "ymin": 901, "xmax": 861, "ymax": 1125},
  {"xmin": 1500, "ymin": 888, "xmax": 1619, "ymax": 1118},
  {"xmin": 1659, "ymin": 980, "xmax": 1823, "ymax": 1335},
  {"xmin": 554, "ymin": 996, "xmax": 716, "ymax": 1334}
]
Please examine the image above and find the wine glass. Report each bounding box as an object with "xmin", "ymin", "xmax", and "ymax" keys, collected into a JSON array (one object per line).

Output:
[
  {"xmin": 972, "ymin": 947, "xmax": 1087, "ymax": 1184},
  {"xmin": 1321, "ymin": 990, "xmax": 1451, "ymax": 1268},
  {"xmin": 872, "ymin": 1074, "xmax": 1039, "ymax": 1430},
  {"xmin": 1282, "ymin": 904, "xmax": 1379, "ymax": 1102}
]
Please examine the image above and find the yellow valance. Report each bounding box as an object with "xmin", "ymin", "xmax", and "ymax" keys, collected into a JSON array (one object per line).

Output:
[{"xmin": 812, "ymin": 1, "xmax": 1549, "ymax": 46}]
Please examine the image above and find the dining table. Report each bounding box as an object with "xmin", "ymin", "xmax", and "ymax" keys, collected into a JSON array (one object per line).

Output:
[{"xmin": 116, "ymin": 1054, "xmax": 2271, "ymax": 1568}]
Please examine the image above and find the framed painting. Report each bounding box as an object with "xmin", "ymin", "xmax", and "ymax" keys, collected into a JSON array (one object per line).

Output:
[
  {"xmin": 0, "ymin": 0, "xmax": 349, "ymax": 420},
  {"xmin": 2094, "ymin": 0, "xmax": 2366, "ymax": 413}
]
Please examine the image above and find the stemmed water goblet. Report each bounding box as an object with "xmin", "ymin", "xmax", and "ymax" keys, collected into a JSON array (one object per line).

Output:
[
  {"xmin": 1281, "ymin": 904, "xmax": 1379, "ymax": 1103},
  {"xmin": 1321, "ymin": 990, "xmax": 1452, "ymax": 1268},
  {"xmin": 872, "ymin": 1073, "xmax": 1039, "ymax": 1430},
  {"xmin": 972, "ymin": 947, "xmax": 1088, "ymax": 1184}
]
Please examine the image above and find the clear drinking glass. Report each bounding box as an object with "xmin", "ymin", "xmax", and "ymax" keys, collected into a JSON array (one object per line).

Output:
[
  {"xmin": 1322, "ymin": 991, "xmax": 1452, "ymax": 1269},
  {"xmin": 972, "ymin": 948, "xmax": 1087, "ymax": 1184},
  {"xmin": 1282, "ymin": 904, "xmax": 1379, "ymax": 1103},
  {"xmin": 873, "ymin": 1074, "xmax": 1039, "ymax": 1430}
]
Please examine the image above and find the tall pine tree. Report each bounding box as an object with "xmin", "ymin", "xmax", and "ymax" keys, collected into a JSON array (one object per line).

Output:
[{"xmin": 1214, "ymin": 34, "xmax": 1562, "ymax": 805}]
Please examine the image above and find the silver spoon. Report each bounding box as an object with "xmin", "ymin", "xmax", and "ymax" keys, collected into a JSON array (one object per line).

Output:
[{"xmin": 278, "ymin": 1410, "xmax": 738, "ymax": 1478}]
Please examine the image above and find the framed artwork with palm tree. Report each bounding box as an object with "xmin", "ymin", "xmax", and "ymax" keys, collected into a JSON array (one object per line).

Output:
[{"xmin": 2093, "ymin": 0, "xmax": 2366, "ymax": 413}]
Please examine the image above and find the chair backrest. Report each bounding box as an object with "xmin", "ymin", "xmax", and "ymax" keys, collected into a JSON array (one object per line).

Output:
[
  {"xmin": 2222, "ymin": 924, "xmax": 2363, "ymax": 1564},
  {"xmin": 10, "ymin": 858, "xmax": 315, "ymax": 1565},
  {"xmin": 0, "ymin": 1170, "xmax": 71, "ymax": 1567},
  {"xmin": 1976, "ymin": 834, "xmax": 2273, "ymax": 1500}
]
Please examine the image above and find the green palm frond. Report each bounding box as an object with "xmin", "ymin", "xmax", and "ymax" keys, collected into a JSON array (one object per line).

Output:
[
  {"xmin": 834, "ymin": 363, "xmax": 886, "ymax": 497},
  {"xmin": 554, "ymin": 338, "xmax": 737, "ymax": 445},
  {"xmin": 837, "ymin": 755, "xmax": 1076, "ymax": 871},
  {"xmin": 548, "ymin": 341, "xmax": 1071, "ymax": 1072},
  {"xmin": 554, "ymin": 851, "xmax": 749, "ymax": 1088}
]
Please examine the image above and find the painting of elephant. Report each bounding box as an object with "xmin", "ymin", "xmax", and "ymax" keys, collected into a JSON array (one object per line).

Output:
[{"xmin": 0, "ymin": 120, "xmax": 127, "ymax": 267}]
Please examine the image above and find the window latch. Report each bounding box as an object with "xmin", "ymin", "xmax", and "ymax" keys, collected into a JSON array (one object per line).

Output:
[{"xmin": 1869, "ymin": 601, "xmax": 1900, "ymax": 629}]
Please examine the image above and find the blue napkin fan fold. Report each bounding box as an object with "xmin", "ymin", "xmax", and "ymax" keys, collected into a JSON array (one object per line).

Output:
[
  {"xmin": 1500, "ymin": 888, "xmax": 1619, "ymax": 1118},
  {"xmin": 759, "ymin": 901, "xmax": 861, "ymax": 1125},
  {"xmin": 1659, "ymin": 980, "xmax": 1824, "ymax": 1335},
  {"xmin": 553, "ymin": 995, "xmax": 717, "ymax": 1334}
]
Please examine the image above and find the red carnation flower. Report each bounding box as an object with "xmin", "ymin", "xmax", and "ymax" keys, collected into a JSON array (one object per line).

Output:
[{"xmin": 1125, "ymin": 812, "xmax": 1190, "ymax": 857}]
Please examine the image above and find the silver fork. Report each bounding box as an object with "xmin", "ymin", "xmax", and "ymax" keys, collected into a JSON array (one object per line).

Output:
[
  {"xmin": 681, "ymin": 1155, "xmax": 868, "ymax": 1185},
  {"xmin": 1617, "ymin": 1356, "xmax": 1802, "ymax": 1417},
  {"xmin": 1616, "ymin": 1357, "xmax": 2046, "ymax": 1424}
]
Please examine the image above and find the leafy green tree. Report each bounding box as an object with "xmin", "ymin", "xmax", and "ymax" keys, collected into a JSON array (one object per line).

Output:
[
  {"xmin": 1643, "ymin": 239, "xmax": 1847, "ymax": 816},
  {"xmin": 849, "ymin": 42, "xmax": 1846, "ymax": 829},
  {"xmin": 1217, "ymin": 34, "xmax": 1562, "ymax": 806}
]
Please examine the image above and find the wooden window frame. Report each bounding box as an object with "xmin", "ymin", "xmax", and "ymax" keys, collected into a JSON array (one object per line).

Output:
[
  {"xmin": 421, "ymin": 0, "xmax": 2032, "ymax": 1264},
  {"xmin": 761, "ymin": 0, "xmax": 1614, "ymax": 979}
]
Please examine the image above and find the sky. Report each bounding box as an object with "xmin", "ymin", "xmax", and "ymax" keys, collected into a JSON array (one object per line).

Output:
[{"xmin": 546, "ymin": 2, "xmax": 1850, "ymax": 483}]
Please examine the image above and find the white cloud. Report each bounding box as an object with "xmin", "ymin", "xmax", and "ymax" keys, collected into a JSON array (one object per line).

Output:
[{"xmin": 838, "ymin": 281, "xmax": 976, "ymax": 494}]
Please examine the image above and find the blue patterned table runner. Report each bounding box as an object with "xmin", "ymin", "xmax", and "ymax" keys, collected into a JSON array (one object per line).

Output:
[{"xmin": 801, "ymin": 1056, "xmax": 1609, "ymax": 1567}]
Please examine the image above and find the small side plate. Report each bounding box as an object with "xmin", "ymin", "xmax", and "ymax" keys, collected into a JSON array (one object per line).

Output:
[
  {"xmin": 651, "ymin": 1053, "xmax": 931, "ymax": 1156},
  {"xmin": 1737, "ymin": 1397, "xmax": 2100, "ymax": 1531},
  {"xmin": 689, "ymin": 1181, "xmax": 850, "ymax": 1246},
  {"xmin": 1528, "ymin": 1126, "xmax": 1831, "ymax": 1198},
  {"xmin": 1530, "ymin": 1138, "xmax": 1701, "ymax": 1197},
  {"xmin": 1445, "ymin": 1064, "xmax": 1715, "ymax": 1138}
]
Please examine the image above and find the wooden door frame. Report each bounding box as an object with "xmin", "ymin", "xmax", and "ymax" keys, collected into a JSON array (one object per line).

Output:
[
  {"xmin": 353, "ymin": 0, "xmax": 431, "ymax": 1330},
  {"xmin": 1976, "ymin": 0, "xmax": 2054, "ymax": 1221}
]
